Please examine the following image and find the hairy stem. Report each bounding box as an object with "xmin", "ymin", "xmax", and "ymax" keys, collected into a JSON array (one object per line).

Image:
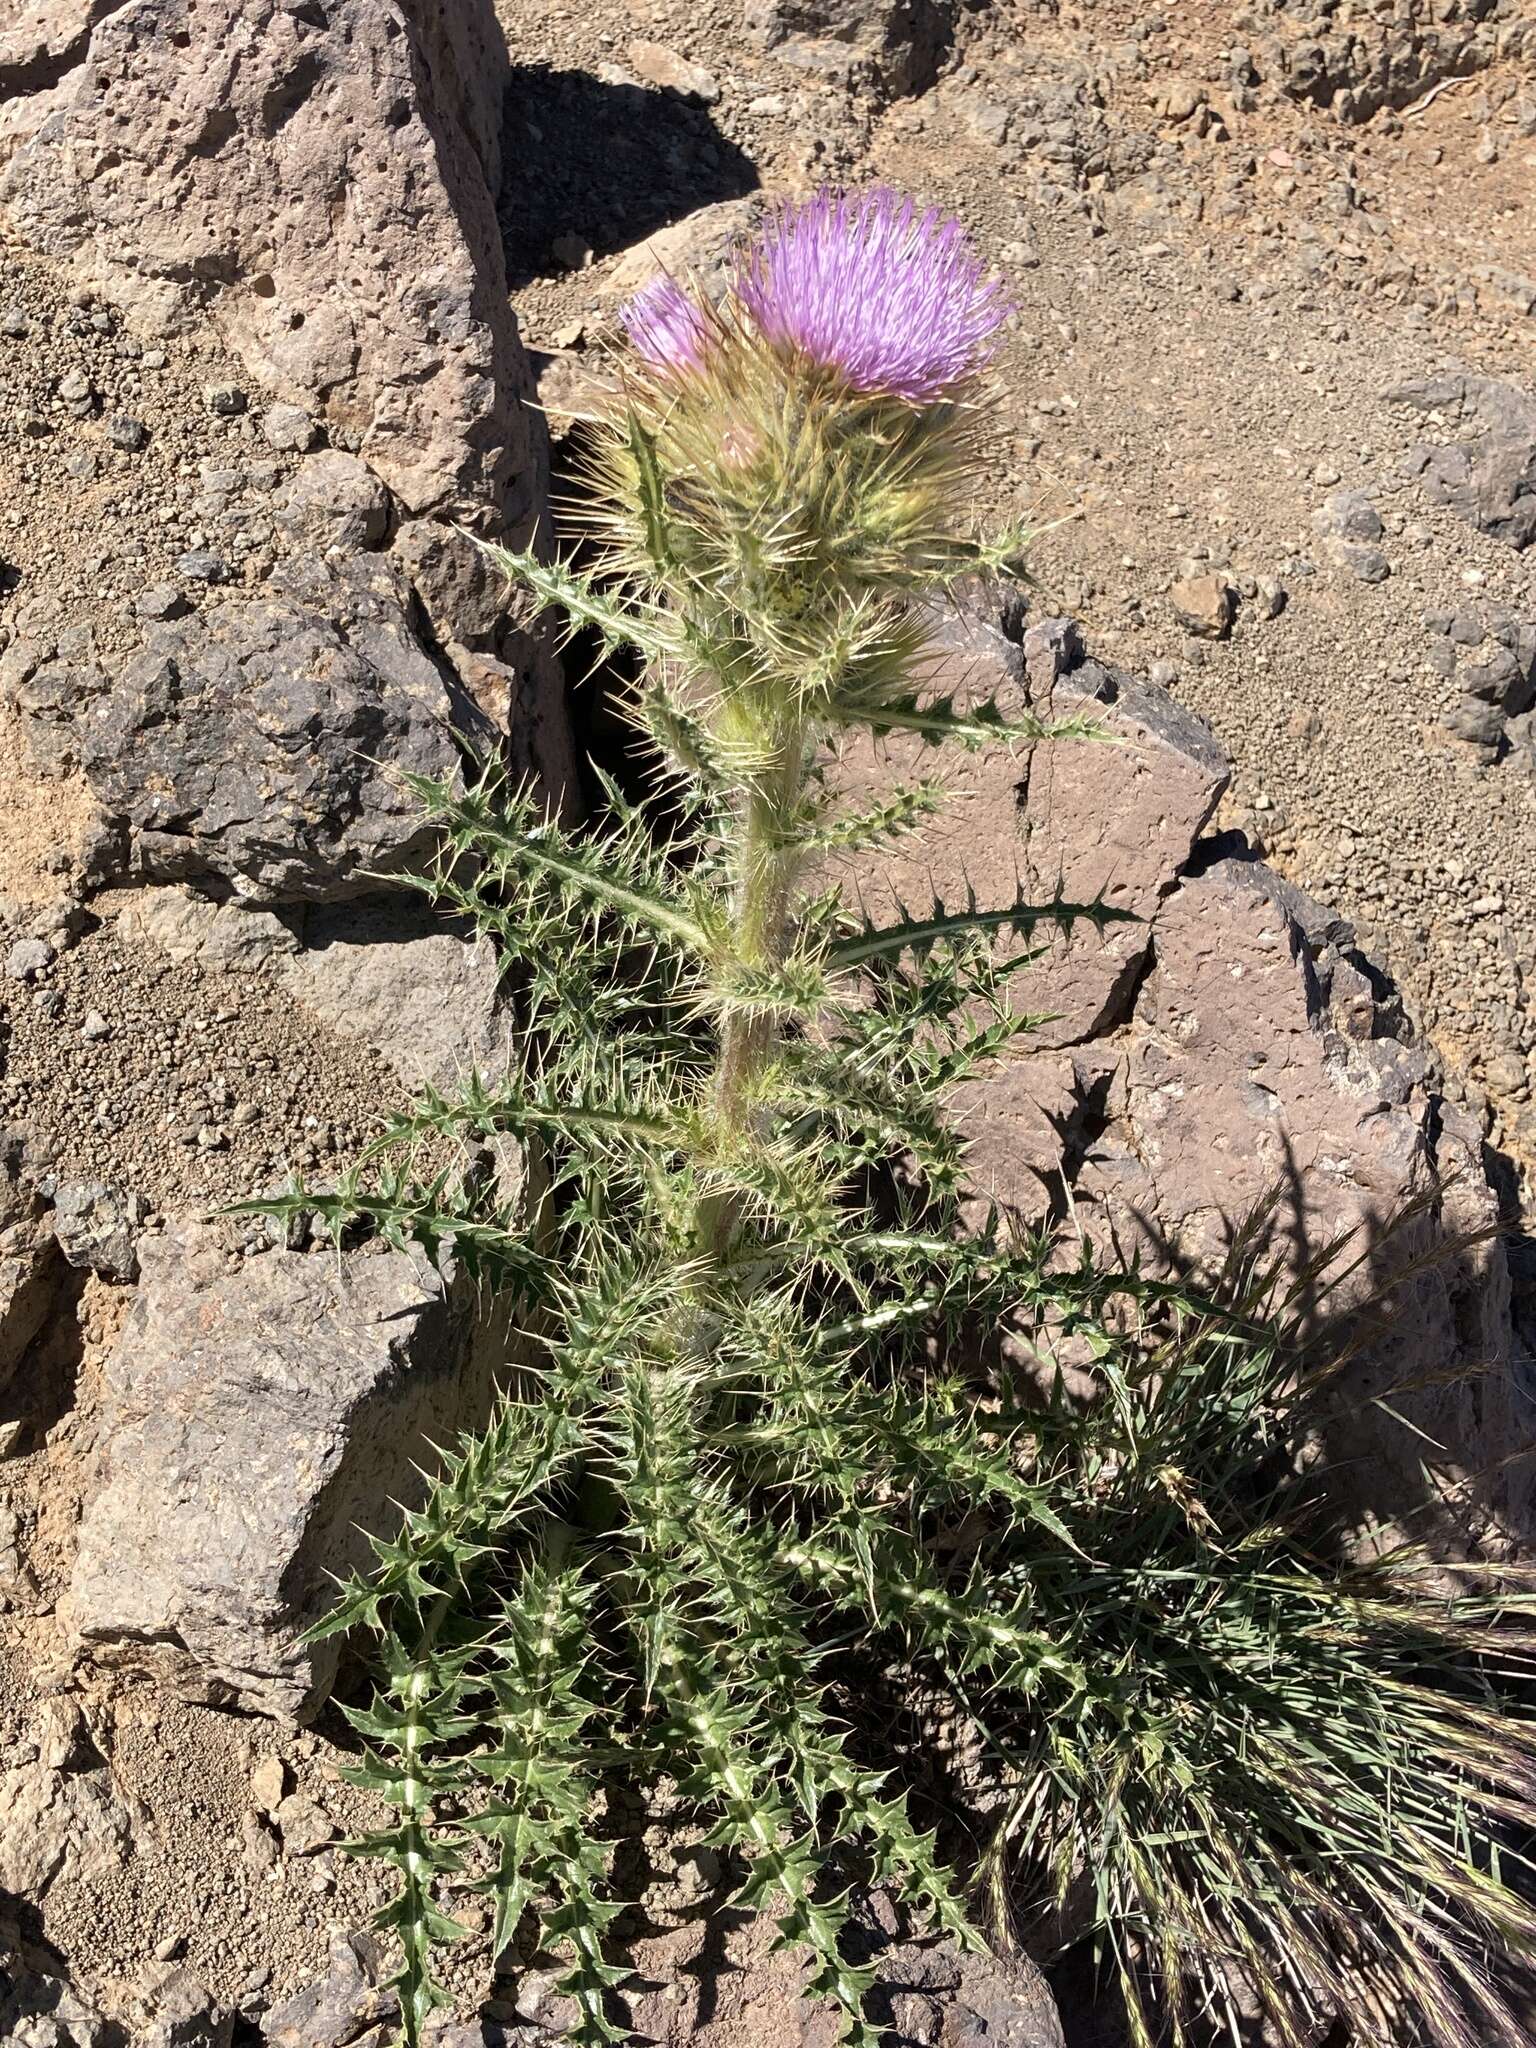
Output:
[{"xmin": 694, "ymin": 712, "xmax": 808, "ymax": 1267}]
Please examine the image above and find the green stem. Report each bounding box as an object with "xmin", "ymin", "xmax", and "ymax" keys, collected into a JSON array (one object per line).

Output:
[{"xmin": 692, "ymin": 714, "xmax": 808, "ymax": 1268}]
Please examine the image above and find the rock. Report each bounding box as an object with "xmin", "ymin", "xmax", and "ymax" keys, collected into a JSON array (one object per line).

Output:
[
  {"xmin": 745, "ymin": 0, "xmax": 954, "ymax": 97},
  {"xmin": 626, "ymin": 39, "xmax": 719, "ymax": 101},
  {"xmin": 260, "ymin": 403, "xmax": 316, "ymax": 453},
  {"xmin": 108, "ymin": 412, "xmax": 147, "ymax": 450},
  {"xmin": 48, "ymin": 1180, "xmax": 149, "ymax": 1284},
  {"xmin": 0, "ymin": 1758, "xmax": 130, "ymax": 1897},
  {"xmin": 1313, "ymin": 487, "xmax": 1384, "ymax": 543},
  {"xmin": 4, "ymin": 937, "xmax": 53, "ymax": 981},
  {"xmin": 1, "ymin": 0, "xmax": 543, "ymax": 528},
  {"xmin": 273, "ymin": 453, "xmax": 390, "ymax": 554},
  {"xmin": 1322, "ymin": 536, "xmax": 1391, "ymax": 583},
  {"xmin": 129, "ymin": 1967, "xmax": 234, "ymax": 2048},
  {"xmin": 837, "ymin": 607, "xmax": 1527, "ymax": 1554},
  {"xmin": 1169, "ymin": 572, "xmax": 1236, "ymax": 639},
  {"xmin": 890, "ymin": 1943, "xmax": 1065, "ymax": 2047},
  {"xmin": 0, "ymin": 0, "xmax": 571, "ymax": 792},
  {"xmin": 12, "ymin": 552, "xmax": 467, "ymax": 903},
  {"xmin": 0, "ymin": 1133, "xmax": 60, "ymax": 1392},
  {"xmin": 250, "ymin": 1754, "xmax": 287, "ymax": 1814},
  {"xmin": 120, "ymin": 889, "xmax": 515, "ymax": 1093},
  {"xmin": 203, "ymin": 383, "xmax": 247, "ymax": 418},
  {"xmin": 273, "ymin": 1790, "xmax": 333, "ymax": 1856},
  {"xmin": 174, "ymin": 549, "xmax": 226, "ymax": 584},
  {"xmin": 261, "ymin": 1932, "xmax": 395, "ymax": 2048},
  {"xmin": 606, "ymin": 195, "xmax": 767, "ymax": 305},
  {"xmin": 0, "ymin": 1910, "xmax": 113, "ymax": 2048},
  {"xmin": 136, "ymin": 582, "xmax": 186, "ymax": 621},
  {"xmin": 831, "ymin": 610, "xmax": 1227, "ymax": 1058},
  {"xmin": 67, "ymin": 1220, "xmax": 483, "ymax": 1717},
  {"xmin": 1389, "ymin": 374, "xmax": 1536, "ymax": 552}
]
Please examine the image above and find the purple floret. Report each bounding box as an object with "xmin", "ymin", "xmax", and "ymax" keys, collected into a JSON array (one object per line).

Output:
[
  {"xmin": 735, "ymin": 188, "xmax": 1010, "ymax": 403},
  {"xmin": 619, "ymin": 275, "xmax": 711, "ymax": 375}
]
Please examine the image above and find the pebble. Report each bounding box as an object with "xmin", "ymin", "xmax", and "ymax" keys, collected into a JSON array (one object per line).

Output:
[
  {"xmin": 203, "ymin": 382, "xmax": 247, "ymax": 417},
  {"xmin": 175, "ymin": 550, "xmax": 227, "ymax": 583},
  {"xmin": 108, "ymin": 414, "xmax": 148, "ymax": 451},
  {"xmin": 0, "ymin": 305, "xmax": 28, "ymax": 338},
  {"xmin": 81, "ymin": 1010, "xmax": 112, "ymax": 1042},
  {"xmin": 57, "ymin": 368, "xmax": 93, "ymax": 404}
]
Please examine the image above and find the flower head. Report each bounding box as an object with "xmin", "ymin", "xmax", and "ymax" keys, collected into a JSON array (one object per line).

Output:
[
  {"xmin": 618, "ymin": 274, "xmax": 712, "ymax": 377},
  {"xmin": 734, "ymin": 188, "xmax": 1010, "ymax": 404}
]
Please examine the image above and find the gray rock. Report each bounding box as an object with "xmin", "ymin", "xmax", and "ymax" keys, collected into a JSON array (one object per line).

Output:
[
  {"xmin": 262, "ymin": 1932, "xmax": 394, "ymax": 2048},
  {"xmin": 136, "ymin": 582, "xmax": 187, "ymax": 621},
  {"xmin": 12, "ymin": 552, "xmax": 468, "ymax": 903},
  {"xmin": 203, "ymin": 382, "xmax": 247, "ymax": 417},
  {"xmin": 107, "ymin": 412, "xmax": 147, "ymax": 450},
  {"xmin": 1445, "ymin": 698, "xmax": 1506, "ymax": 754},
  {"xmin": 1322, "ymin": 536, "xmax": 1390, "ymax": 583},
  {"xmin": 67, "ymin": 1220, "xmax": 482, "ymax": 1717},
  {"xmin": 49, "ymin": 1181, "xmax": 149, "ymax": 1284},
  {"xmin": 260, "ymin": 402, "xmax": 316, "ymax": 453},
  {"xmin": 745, "ymin": 0, "xmax": 954, "ymax": 96},
  {"xmin": 0, "ymin": 1759, "xmax": 130, "ymax": 1899},
  {"xmin": 273, "ymin": 452, "xmax": 390, "ymax": 553},
  {"xmin": 130, "ymin": 1968, "xmax": 234, "ymax": 2048},
  {"xmin": 0, "ymin": 1134, "xmax": 59, "ymax": 1393},
  {"xmin": 0, "ymin": 1911, "xmax": 113, "ymax": 2048},
  {"xmin": 119, "ymin": 887, "xmax": 515, "ymax": 1097},
  {"xmin": 1390, "ymin": 374, "xmax": 1536, "ymax": 552},
  {"xmin": 4, "ymin": 937, "xmax": 53, "ymax": 981},
  {"xmin": 175, "ymin": 549, "xmax": 227, "ymax": 583},
  {"xmin": 1312, "ymin": 486, "xmax": 1384, "ymax": 543}
]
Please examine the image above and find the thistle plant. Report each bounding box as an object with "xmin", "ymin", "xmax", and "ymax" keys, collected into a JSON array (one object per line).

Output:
[{"xmin": 251, "ymin": 189, "xmax": 1536, "ymax": 2048}]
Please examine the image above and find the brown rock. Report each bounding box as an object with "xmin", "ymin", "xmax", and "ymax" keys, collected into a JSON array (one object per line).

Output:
[
  {"xmin": 1169, "ymin": 572, "xmax": 1237, "ymax": 639},
  {"xmin": 828, "ymin": 610, "xmax": 1228, "ymax": 1058},
  {"xmin": 626, "ymin": 39, "xmax": 720, "ymax": 101},
  {"xmin": 1, "ymin": 0, "xmax": 537, "ymax": 528},
  {"xmin": 839, "ymin": 607, "xmax": 1526, "ymax": 1553}
]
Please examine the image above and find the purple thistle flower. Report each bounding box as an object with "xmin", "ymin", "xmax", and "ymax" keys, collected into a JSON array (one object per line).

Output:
[
  {"xmin": 735, "ymin": 188, "xmax": 1010, "ymax": 404},
  {"xmin": 618, "ymin": 275, "xmax": 711, "ymax": 376}
]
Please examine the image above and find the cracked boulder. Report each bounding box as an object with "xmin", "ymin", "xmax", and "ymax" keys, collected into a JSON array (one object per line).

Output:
[
  {"xmin": 8, "ymin": 552, "xmax": 466, "ymax": 902},
  {"xmin": 829, "ymin": 608, "xmax": 1230, "ymax": 1057},
  {"xmin": 67, "ymin": 1220, "xmax": 482, "ymax": 1717},
  {"xmin": 840, "ymin": 608, "xmax": 1526, "ymax": 1553}
]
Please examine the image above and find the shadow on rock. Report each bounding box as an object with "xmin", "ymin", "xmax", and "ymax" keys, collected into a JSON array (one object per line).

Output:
[{"xmin": 499, "ymin": 66, "xmax": 758, "ymax": 289}]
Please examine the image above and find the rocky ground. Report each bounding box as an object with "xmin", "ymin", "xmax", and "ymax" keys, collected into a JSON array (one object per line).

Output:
[{"xmin": 0, "ymin": 0, "xmax": 1534, "ymax": 2042}]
